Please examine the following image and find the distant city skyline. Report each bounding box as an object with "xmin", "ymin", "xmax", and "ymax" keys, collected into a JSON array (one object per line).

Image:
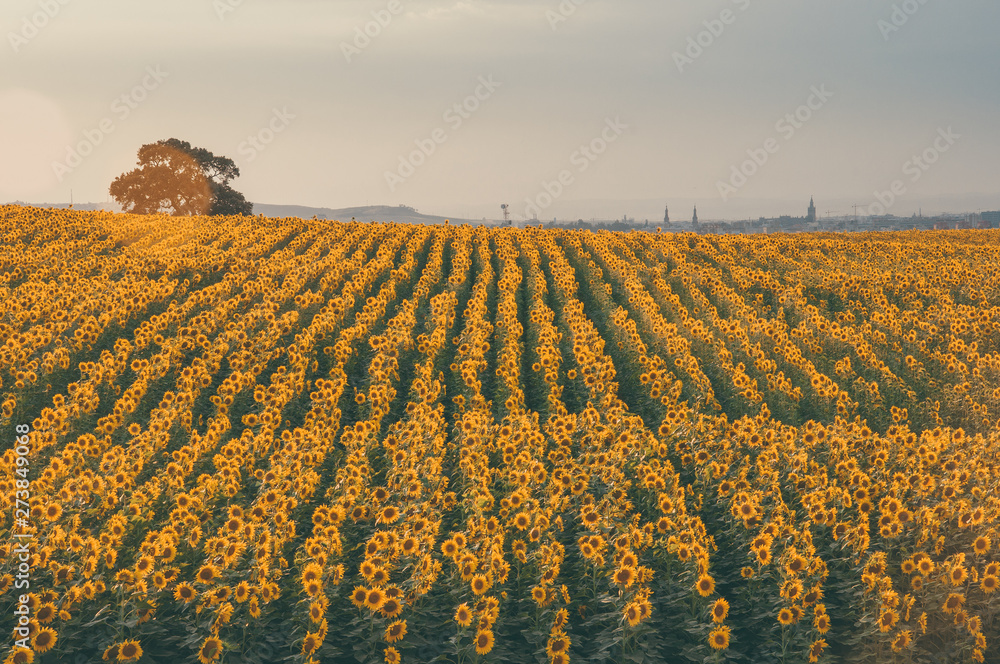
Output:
[
  {"xmin": 15, "ymin": 195, "xmax": 995, "ymax": 228},
  {"xmin": 2, "ymin": 1, "xmax": 999, "ymax": 220}
]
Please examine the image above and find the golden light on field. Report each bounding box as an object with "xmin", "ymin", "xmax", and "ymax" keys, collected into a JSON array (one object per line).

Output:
[{"xmin": 1, "ymin": 206, "xmax": 999, "ymax": 663}]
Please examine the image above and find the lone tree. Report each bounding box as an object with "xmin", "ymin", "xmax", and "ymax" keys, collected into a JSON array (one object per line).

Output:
[{"xmin": 109, "ymin": 139, "xmax": 253, "ymax": 216}]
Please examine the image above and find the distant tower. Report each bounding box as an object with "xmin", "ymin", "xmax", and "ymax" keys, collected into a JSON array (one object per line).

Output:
[
  {"xmin": 664, "ymin": 205, "xmax": 670, "ymax": 225},
  {"xmin": 807, "ymin": 196, "xmax": 816, "ymax": 224},
  {"xmin": 692, "ymin": 206, "xmax": 699, "ymax": 230}
]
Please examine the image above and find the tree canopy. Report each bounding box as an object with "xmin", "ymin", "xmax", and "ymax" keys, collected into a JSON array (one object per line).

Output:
[{"xmin": 109, "ymin": 139, "xmax": 253, "ymax": 216}]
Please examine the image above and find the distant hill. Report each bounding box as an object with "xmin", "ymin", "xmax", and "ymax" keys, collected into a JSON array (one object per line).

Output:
[
  {"xmin": 7, "ymin": 201, "xmax": 120, "ymax": 212},
  {"xmin": 5, "ymin": 201, "xmax": 484, "ymax": 225},
  {"xmin": 252, "ymin": 203, "xmax": 482, "ymax": 226}
]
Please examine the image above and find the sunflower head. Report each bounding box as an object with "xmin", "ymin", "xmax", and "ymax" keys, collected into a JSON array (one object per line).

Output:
[
  {"xmin": 711, "ymin": 598, "xmax": 729, "ymax": 623},
  {"xmin": 475, "ymin": 629, "xmax": 495, "ymax": 655},
  {"xmin": 696, "ymin": 574, "xmax": 715, "ymax": 597},
  {"xmin": 119, "ymin": 640, "xmax": 143, "ymax": 662},
  {"xmin": 384, "ymin": 619, "xmax": 408, "ymax": 643},
  {"xmin": 455, "ymin": 603, "xmax": 473, "ymax": 627},
  {"xmin": 708, "ymin": 626, "xmax": 730, "ymax": 650}
]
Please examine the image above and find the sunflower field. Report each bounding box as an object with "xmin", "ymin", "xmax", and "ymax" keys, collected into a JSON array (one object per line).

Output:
[{"xmin": 2, "ymin": 204, "xmax": 1000, "ymax": 664}]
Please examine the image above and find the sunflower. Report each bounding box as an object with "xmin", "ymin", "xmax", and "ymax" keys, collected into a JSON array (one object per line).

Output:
[
  {"xmin": 475, "ymin": 629, "xmax": 495, "ymax": 655},
  {"xmin": 302, "ymin": 563, "xmax": 323, "ymax": 584},
  {"xmin": 514, "ymin": 512, "xmax": 531, "ymax": 530},
  {"xmin": 385, "ymin": 619, "xmax": 407, "ymax": 644},
  {"xmin": 455, "ymin": 603, "xmax": 473, "ymax": 627},
  {"xmin": 547, "ymin": 632, "xmax": 570, "ymax": 656},
  {"xmin": 785, "ymin": 555, "xmax": 807, "ymax": 575},
  {"xmin": 305, "ymin": 602, "xmax": 325, "ymax": 623},
  {"xmin": 118, "ymin": 640, "xmax": 143, "ymax": 662},
  {"xmin": 384, "ymin": 647, "xmax": 401, "ymax": 664},
  {"xmin": 624, "ymin": 602, "xmax": 642, "ymax": 627},
  {"xmin": 814, "ymin": 612, "xmax": 831, "ymax": 634},
  {"xmin": 360, "ymin": 559, "xmax": 379, "ymax": 580},
  {"xmin": 981, "ymin": 574, "xmax": 999, "ymax": 594},
  {"xmin": 32, "ymin": 628, "xmax": 57, "ymax": 653},
  {"xmin": 303, "ymin": 578, "xmax": 322, "ymax": 597},
  {"xmin": 552, "ymin": 608, "xmax": 569, "ymax": 632},
  {"xmin": 365, "ymin": 588, "xmax": 386, "ymax": 612},
  {"xmin": 380, "ymin": 597, "xmax": 404, "ymax": 618},
  {"xmin": 212, "ymin": 586, "xmax": 231, "ymax": 603},
  {"xmin": 301, "ymin": 633, "xmax": 321, "ymax": 654},
  {"xmin": 808, "ymin": 638, "xmax": 827, "ymax": 663},
  {"xmin": 196, "ymin": 564, "xmax": 219, "ymax": 585},
  {"xmin": 777, "ymin": 608, "xmax": 794, "ymax": 626},
  {"xmin": 613, "ymin": 566, "xmax": 635, "ymax": 588},
  {"xmin": 174, "ymin": 583, "xmax": 197, "ymax": 603},
  {"xmin": 802, "ymin": 586, "xmax": 822, "ymax": 605},
  {"xmin": 350, "ymin": 586, "xmax": 368, "ymax": 608},
  {"xmin": 198, "ymin": 636, "xmax": 223, "ymax": 663},
  {"xmin": 708, "ymin": 625, "xmax": 730, "ymax": 650},
  {"xmin": 878, "ymin": 609, "xmax": 898, "ymax": 632},
  {"xmin": 891, "ymin": 630, "xmax": 912, "ymax": 653},
  {"xmin": 971, "ymin": 507, "xmax": 985, "ymax": 525},
  {"xmin": 35, "ymin": 603, "xmax": 56, "ymax": 624},
  {"xmin": 942, "ymin": 593, "xmax": 965, "ymax": 614},
  {"xmin": 582, "ymin": 510, "xmax": 601, "ymax": 528},
  {"xmin": 711, "ymin": 598, "xmax": 729, "ymax": 623},
  {"xmin": 696, "ymin": 574, "xmax": 715, "ymax": 597},
  {"xmin": 951, "ymin": 565, "xmax": 968, "ymax": 586},
  {"xmin": 471, "ymin": 574, "xmax": 489, "ymax": 595}
]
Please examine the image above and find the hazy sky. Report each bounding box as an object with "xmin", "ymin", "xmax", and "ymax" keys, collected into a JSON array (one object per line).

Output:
[{"xmin": 2, "ymin": 0, "xmax": 998, "ymax": 221}]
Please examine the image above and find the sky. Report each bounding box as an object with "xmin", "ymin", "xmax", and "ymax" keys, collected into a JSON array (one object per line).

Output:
[{"xmin": 2, "ymin": 0, "xmax": 998, "ymax": 221}]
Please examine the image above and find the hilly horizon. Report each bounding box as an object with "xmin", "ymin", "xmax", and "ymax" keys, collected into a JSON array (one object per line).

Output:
[{"xmin": 12, "ymin": 194, "xmax": 999, "ymax": 226}]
